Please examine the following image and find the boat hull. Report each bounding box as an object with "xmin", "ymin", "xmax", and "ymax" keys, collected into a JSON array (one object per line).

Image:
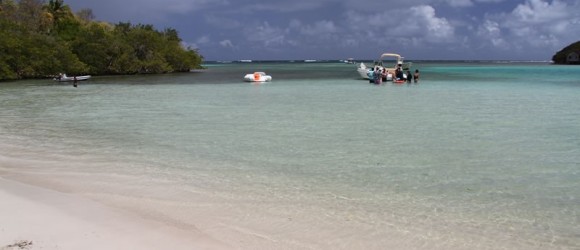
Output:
[
  {"xmin": 244, "ymin": 72, "xmax": 272, "ymax": 82},
  {"xmin": 356, "ymin": 63, "xmax": 394, "ymax": 81},
  {"xmin": 54, "ymin": 75, "xmax": 91, "ymax": 82},
  {"xmin": 357, "ymin": 67, "xmax": 369, "ymax": 79}
]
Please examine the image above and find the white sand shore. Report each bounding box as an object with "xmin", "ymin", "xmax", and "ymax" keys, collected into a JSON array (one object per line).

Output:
[{"xmin": 0, "ymin": 177, "xmax": 231, "ymax": 250}]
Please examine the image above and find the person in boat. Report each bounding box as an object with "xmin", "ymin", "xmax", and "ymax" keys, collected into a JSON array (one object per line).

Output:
[
  {"xmin": 406, "ymin": 70, "xmax": 412, "ymax": 83},
  {"xmin": 413, "ymin": 69, "xmax": 420, "ymax": 83}
]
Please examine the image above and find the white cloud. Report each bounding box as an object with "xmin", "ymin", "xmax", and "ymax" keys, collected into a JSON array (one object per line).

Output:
[
  {"xmin": 342, "ymin": 4, "xmax": 455, "ymax": 49},
  {"xmin": 299, "ymin": 20, "xmax": 339, "ymax": 36},
  {"xmin": 205, "ymin": 15, "xmax": 242, "ymax": 29},
  {"xmin": 289, "ymin": 19, "xmax": 302, "ymax": 30},
  {"xmin": 478, "ymin": 20, "xmax": 500, "ymax": 37},
  {"xmin": 238, "ymin": 1, "xmax": 329, "ymax": 13},
  {"xmin": 504, "ymin": 0, "xmax": 579, "ymax": 45},
  {"xmin": 446, "ymin": 0, "xmax": 474, "ymax": 7},
  {"xmin": 343, "ymin": 0, "xmax": 428, "ymax": 11},
  {"xmin": 510, "ymin": 0, "xmax": 569, "ymax": 24},
  {"xmin": 409, "ymin": 5, "xmax": 455, "ymax": 42},
  {"xmin": 68, "ymin": 0, "xmax": 230, "ymax": 24},
  {"xmin": 244, "ymin": 22, "xmax": 289, "ymax": 47},
  {"xmin": 477, "ymin": 20, "xmax": 507, "ymax": 47},
  {"xmin": 197, "ymin": 36, "xmax": 211, "ymax": 44},
  {"xmin": 472, "ymin": 0, "xmax": 580, "ymax": 57},
  {"xmin": 219, "ymin": 40, "xmax": 234, "ymax": 48},
  {"xmin": 185, "ymin": 36, "xmax": 211, "ymax": 49},
  {"xmin": 162, "ymin": 0, "xmax": 219, "ymax": 14}
]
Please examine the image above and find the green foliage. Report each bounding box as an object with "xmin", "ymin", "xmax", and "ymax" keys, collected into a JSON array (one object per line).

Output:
[
  {"xmin": 552, "ymin": 41, "xmax": 580, "ymax": 64},
  {"xmin": 70, "ymin": 22, "xmax": 114, "ymax": 74},
  {"xmin": 0, "ymin": 0, "xmax": 203, "ymax": 81},
  {"xmin": 0, "ymin": 21, "xmax": 20, "ymax": 79}
]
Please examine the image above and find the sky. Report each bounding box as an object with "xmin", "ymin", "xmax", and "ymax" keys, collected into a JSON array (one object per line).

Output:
[{"xmin": 64, "ymin": 0, "xmax": 580, "ymax": 61}]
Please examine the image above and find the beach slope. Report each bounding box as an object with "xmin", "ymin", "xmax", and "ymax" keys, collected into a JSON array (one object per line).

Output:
[{"xmin": 0, "ymin": 177, "xmax": 230, "ymax": 250}]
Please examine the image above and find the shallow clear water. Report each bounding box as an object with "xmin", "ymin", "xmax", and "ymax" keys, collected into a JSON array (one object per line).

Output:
[{"xmin": 1, "ymin": 62, "xmax": 579, "ymax": 249}]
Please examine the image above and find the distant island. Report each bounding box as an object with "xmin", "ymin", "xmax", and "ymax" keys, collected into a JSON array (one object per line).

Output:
[
  {"xmin": 552, "ymin": 41, "xmax": 580, "ymax": 65},
  {"xmin": 0, "ymin": 0, "xmax": 203, "ymax": 81}
]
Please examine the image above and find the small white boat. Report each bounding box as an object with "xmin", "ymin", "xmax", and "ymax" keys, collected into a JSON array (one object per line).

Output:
[
  {"xmin": 244, "ymin": 72, "xmax": 272, "ymax": 82},
  {"xmin": 53, "ymin": 73, "xmax": 91, "ymax": 82},
  {"xmin": 343, "ymin": 58, "xmax": 355, "ymax": 64},
  {"xmin": 357, "ymin": 53, "xmax": 412, "ymax": 81}
]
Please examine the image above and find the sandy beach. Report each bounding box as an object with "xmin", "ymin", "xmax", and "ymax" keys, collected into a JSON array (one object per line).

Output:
[{"xmin": 0, "ymin": 177, "xmax": 231, "ymax": 250}]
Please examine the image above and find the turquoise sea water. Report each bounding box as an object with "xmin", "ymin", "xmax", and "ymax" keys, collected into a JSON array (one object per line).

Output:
[{"xmin": 1, "ymin": 62, "xmax": 579, "ymax": 249}]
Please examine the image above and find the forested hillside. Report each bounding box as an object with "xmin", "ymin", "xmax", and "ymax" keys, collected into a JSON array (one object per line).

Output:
[
  {"xmin": 552, "ymin": 41, "xmax": 580, "ymax": 65},
  {"xmin": 0, "ymin": 0, "xmax": 203, "ymax": 80}
]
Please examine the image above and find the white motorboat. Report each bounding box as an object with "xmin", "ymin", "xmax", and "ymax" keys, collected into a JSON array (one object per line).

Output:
[
  {"xmin": 357, "ymin": 53, "xmax": 412, "ymax": 80},
  {"xmin": 53, "ymin": 73, "xmax": 91, "ymax": 82},
  {"xmin": 357, "ymin": 62, "xmax": 394, "ymax": 82},
  {"xmin": 244, "ymin": 72, "xmax": 272, "ymax": 82}
]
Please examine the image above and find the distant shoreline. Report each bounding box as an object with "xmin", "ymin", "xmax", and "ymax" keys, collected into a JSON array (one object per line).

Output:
[{"xmin": 0, "ymin": 60, "xmax": 562, "ymax": 83}]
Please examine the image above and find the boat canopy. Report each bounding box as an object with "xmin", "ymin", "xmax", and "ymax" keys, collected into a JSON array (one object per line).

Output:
[
  {"xmin": 379, "ymin": 53, "xmax": 401, "ymax": 58},
  {"xmin": 379, "ymin": 53, "xmax": 402, "ymax": 62},
  {"xmin": 377, "ymin": 53, "xmax": 405, "ymax": 67}
]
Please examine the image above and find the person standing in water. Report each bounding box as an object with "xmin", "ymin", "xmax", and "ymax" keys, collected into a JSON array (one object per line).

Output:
[
  {"xmin": 367, "ymin": 68, "xmax": 375, "ymax": 84},
  {"xmin": 395, "ymin": 64, "xmax": 404, "ymax": 80},
  {"xmin": 372, "ymin": 67, "xmax": 381, "ymax": 84},
  {"xmin": 413, "ymin": 69, "xmax": 420, "ymax": 83},
  {"xmin": 73, "ymin": 76, "xmax": 78, "ymax": 87}
]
